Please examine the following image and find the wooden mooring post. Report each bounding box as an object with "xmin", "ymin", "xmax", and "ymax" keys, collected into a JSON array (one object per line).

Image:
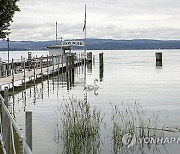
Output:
[
  {"xmin": 26, "ymin": 111, "xmax": 32, "ymax": 151},
  {"xmin": 70, "ymin": 55, "xmax": 75, "ymax": 70},
  {"xmin": 2, "ymin": 87, "xmax": 10, "ymax": 154},
  {"xmin": 28, "ymin": 52, "xmax": 32, "ymax": 69},
  {"xmin": 99, "ymin": 53, "xmax": 104, "ymax": 81},
  {"xmin": 58, "ymin": 55, "xmax": 60, "ymax": 76},
  {"xmin": 4, "ymin": 87, "xmax": 9, "ymax": 107},
  {"xmin": 66, "ymin": 56, "xmax": 69, "ymax": 72},
  {"xmin": 87, "ymin": 52, "xmax": 92, "ymax": 60},
  {"xmin": 3, "ymin": 64, "xmax": 6, "ymax": 77},
  {"xmin": 99, "ymin": 53, "xmax": 104, "ymax": 69},
  {"xmin": 155, "ymin": 52, "xmax": 162, "ymax": 66},
  {"xmin": 40, "ymin": 56, "xmax": 43, "ymax": 79},
  {"xmin": 52, "ymin": 55, "xmax": 54, "ymax": 76},
  {"xmin": 93, "ymin": 55, "xmax": 95, "ymax": 65},
  {"xmin": 0, "ymin": 57, "xmax": 1, "ymax": 78}
]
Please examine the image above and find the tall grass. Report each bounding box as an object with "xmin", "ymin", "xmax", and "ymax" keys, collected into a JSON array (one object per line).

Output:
[
  {"xmin": 111, "ymin": 102, "xmax": 164, "ymax": 153},
  {"xmin": 54, "ymin": 97, "xmax": 103, "ymax": 154},
  {"xmin": 54, "ymin": 99, "xmax": 171, "ymax": 154}
]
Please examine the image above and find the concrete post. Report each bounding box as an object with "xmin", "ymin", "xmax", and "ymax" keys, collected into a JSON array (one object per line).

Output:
[
  {"xmin": 99, "ymin": 53, "xmax": 104, "ymax": 69},
  {"xmin": 87, "ymin": 52, "xmax": 92, "ymax": 61},
  {"xmin": 3, "ymin": 87, "xmax": 9, "ymax": 153},
  {"xmin": 71, "ymin": 55, "xmax": 73, "ymax": 70},
  {"xmin": 26, "ymin": 111, "xmax": 32, "ymax": 151},
  {"xmin": 66, "ymin": 56, "xmax": 69, "ymax": 72},
  {"xmin": 47, "ymin": 55, "xmax": 49, "ymax": 76},
  {"xmin": 52, "ymin": 55, "xmax": 54, "ymax": 75},
  {"xmin": 2, "ymin": 64, "xmax": 5, "ymax": 77},
  {"xmin": 93, "ymin": 55, "xmax": 95, "ymax": 64},
  {"xmin": 4, "ymin": 87, "xmax": 9, "ymax": 107},
  {"xmin": 28, "ymin": 52, "xmax": 32, "ymax": 70},
  {"xmin": 99, "ymin": 53, "xmax": 104, "ymax": 81},
  {"xmin": 0, "ymin": 58, "xmax": 1, "ymax": 78},
  {"xmin": 155, "ymin": 52, "xmax": 162, "ymax": 66},
  {"xmin": 40, "ymin": 56, "xmax": 43, "ymax": 78}
]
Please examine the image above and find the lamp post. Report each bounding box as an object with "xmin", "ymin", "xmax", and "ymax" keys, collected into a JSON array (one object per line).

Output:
[
  {"xmin": 7, "ymin": 38, "xmax": 10, "ymax": 64},
  {"xmin": 7, "ymin": 38, "xmax": 10, "ymax": 76},
  {"xmin": 60, "ymin": 37, "xmax": 63, "ymax": 54}
]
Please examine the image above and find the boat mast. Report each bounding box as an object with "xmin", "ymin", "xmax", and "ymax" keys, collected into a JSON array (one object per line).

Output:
[{"xmin": 56, "ymin": 21, "xmax": 58, "ymax": 45}]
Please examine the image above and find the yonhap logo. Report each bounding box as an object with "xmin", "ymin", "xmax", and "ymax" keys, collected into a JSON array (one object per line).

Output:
[
  {"xmin": 122, "ymin": 133, "xmax": 180, "ymax": 149},
  {"xmin": 122, "ymin": 133, "xmax": 136, "ymax": 148}
]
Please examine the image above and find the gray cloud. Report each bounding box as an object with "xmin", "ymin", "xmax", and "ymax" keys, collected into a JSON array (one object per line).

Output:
[
  {"xmin": 87, "ymin": 24, "xmax": 180, "ymax": 40},
  {"xmin": 10, "ymin": 22, "xmax": 85, "ymax": 40},
  {"xmin": 8, "ymin": 0, "xmax": 180, "ymax": 40}
]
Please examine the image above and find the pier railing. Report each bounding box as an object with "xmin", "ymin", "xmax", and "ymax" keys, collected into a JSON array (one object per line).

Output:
[
  {"xmin": 0, "ymin": 52, "xmax": 92, "ymax": 90},
  {"xmin": 0, "ymin": 88, "xmax": 32, "ymax": 154},
  {"xmin": 0, "ymin": 52, "xmax": 87, "ymax": 79}
]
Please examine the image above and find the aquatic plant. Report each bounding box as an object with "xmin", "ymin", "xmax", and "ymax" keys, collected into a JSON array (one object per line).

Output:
[
  {"xmin": 111, "ymin": 102, "xmax": 164, "ymax": 153},
  {"xmin": 54, "ymin": 97, "xmax": 103, "ymax": 154}
]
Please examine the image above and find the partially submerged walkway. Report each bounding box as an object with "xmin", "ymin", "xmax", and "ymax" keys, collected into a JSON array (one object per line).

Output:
[{"xmin": 0, "ymin": 53, "xmax": 90, "ymax": 90}]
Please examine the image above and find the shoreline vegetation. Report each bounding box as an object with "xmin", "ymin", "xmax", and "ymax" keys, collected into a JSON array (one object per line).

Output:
[
  {"xmin": 53, "ymin": 97, "xmax": 180, "ymax": 154},
  {"xmin": 1, "ymin": 39, "xmax": 180, "ymax": 51}
]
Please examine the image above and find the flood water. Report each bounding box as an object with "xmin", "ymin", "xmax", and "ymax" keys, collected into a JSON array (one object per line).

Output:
[{"xmin": 1, "ymin": 49, "xmax": 180, "ymax": 154}]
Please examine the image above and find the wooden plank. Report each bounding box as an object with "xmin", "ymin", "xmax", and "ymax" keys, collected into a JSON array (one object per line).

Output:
[{"xmin": 0, "ymin": 62, "xmax": 70, "ymax": 87}]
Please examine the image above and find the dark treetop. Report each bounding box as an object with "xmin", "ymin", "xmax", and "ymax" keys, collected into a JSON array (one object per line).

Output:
[{"xmin": 0, "ymin": 0, "xmax": 20, "ymax": 39}]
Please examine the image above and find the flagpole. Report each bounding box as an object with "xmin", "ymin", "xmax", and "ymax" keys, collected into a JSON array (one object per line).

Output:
[
  {"xmin": 83, "ymin": 5, "xmax": 87, "ymax": 102},
  {"xmin": 84, "ymin": 5, "xmax": 87, "ymax": 87},
  {"xmin": 84, "ymin": 5, "xmax": 86, "ymax": 57}
]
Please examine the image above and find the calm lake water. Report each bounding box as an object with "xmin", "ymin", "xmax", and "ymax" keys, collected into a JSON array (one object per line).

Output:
[{"xmin": 1, "ymin": 49, "xmax": 180, "ymax": 154}]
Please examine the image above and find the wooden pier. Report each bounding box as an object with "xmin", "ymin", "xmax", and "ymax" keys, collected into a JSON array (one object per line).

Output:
[{"xmin": 0, "ymin": 52, "xmax": 91, "ymax": 91}]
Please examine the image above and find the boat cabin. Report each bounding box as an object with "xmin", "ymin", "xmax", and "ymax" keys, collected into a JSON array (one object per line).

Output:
[
  {"xmin": 47, "ymin": 41, "xmax": 83, "ymax": 64},
  {"xmin": 47, "ymin": 44, "xmax": 72, "ymax": 56}
]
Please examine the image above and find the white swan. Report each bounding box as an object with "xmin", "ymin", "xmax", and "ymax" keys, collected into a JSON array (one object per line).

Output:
[{"xmin": 84, "ymin": 79, "xmax": 99, "ymax": 91}]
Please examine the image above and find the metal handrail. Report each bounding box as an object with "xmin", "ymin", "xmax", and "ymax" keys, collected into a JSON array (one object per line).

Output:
[{"xmin": 0, "ymin": 94, "xmax": 32, "ymax": 154}]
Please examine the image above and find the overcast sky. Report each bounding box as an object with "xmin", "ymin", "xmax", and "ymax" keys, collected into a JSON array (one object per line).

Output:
[{"xmin": 9, "ymin": 0, "xmax": 180, "ymax": 41}]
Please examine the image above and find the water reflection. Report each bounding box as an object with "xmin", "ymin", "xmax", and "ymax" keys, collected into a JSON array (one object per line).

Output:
[
  {"xmin": 11, "ymin": 65, "xmax": 85, "ymax": 108},
  {"xmin": 84, "ymin": 79, "xmax": 99, "ymax": 95},
  {"xmin": 99, "ymin": 66, "xmax": 104, "ymax": 82},
  {"xmin": 93, "ymin": 88, "xmax": 99, "ymax": 96},
  {"xmin": 33, "ymin": 85, "xmax": 36, "ymax": 104},
  {"xmin": 87, "ymin": 62, "xmax": 92, "ymax": 73},
  {"xmin": 156, "ymin": 65, "xmax": 162, "ymax": 69},
  {"xmin": 66, "ymin": 70, "xmax": 75, "ymax": 90}
]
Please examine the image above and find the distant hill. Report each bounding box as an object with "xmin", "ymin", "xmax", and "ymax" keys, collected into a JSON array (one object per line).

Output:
[{"xmin": 0, "ymin": 39, "xmax": 180, "ymax": 51}]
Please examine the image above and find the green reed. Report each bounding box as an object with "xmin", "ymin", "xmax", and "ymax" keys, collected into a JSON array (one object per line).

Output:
[
  {"xmin": 111, "ymin": 102, "xmax": 164, "ymax": 153},
  {"xmin": 55, "ymin": 97, "xmax": 103, "ymax": 154}
]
